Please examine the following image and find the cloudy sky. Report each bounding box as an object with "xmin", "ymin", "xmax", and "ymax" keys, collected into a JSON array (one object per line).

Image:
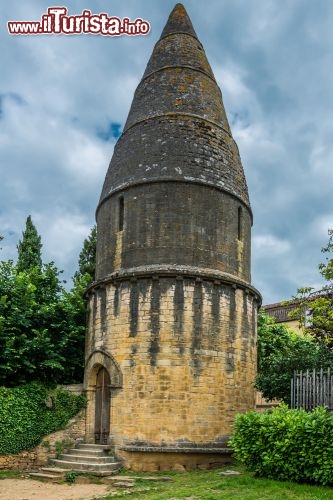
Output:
[{"xmin": 1, "ymin": 0, "xmax": 332, "ymax": 304}]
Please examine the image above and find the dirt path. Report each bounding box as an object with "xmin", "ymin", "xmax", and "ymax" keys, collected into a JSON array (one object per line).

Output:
[{"xmin": 0, "ymin": 479, "xmax": 110, "ymax": 500}]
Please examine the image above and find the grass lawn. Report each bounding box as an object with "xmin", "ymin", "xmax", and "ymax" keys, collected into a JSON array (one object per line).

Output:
[
  {"xmin": 101, "ymin": 466, "xmax": 333, "ymax": 499},
  {"xmin": 0, "ymin": 470, "xmax": 21, "ymax": 479}
]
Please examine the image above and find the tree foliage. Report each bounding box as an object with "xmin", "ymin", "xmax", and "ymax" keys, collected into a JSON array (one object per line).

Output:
[
  {"xmin": 74, "ymin": 225, "xmax": 96, "ymax": 285},
  {"xmin": 0, "ymin": 260, "xmax": 86, "ymax": 386},
  {"xmin": 0, "ymin": 217, "xmax": 91, "ymax": 387},
  {"xmin": 17, "ymin": 215, "xmax": 42, "ymax": 272},
  {"xmin": 289, "ymin": 229, "xmax": 333, "ymax": 347},
  {"xmin": 256, "ymin": 312, "xmax": 333, "ymax": 404},
  {"xmin": 257, "ymin": 230, "xmax": 333, "ymax": 403}
]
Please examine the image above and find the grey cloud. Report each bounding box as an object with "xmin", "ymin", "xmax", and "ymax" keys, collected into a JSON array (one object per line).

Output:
[{"xmin": 1, "ymin": 0, "xmax": 333, "ymax": 303}]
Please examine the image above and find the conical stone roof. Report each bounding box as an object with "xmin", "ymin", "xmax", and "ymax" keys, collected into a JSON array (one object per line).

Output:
[
  {"xmin": 159, "ymin": 3, "xmax": 197, "ymax": 38},
  {"xmin": 98, "ymin": 3, "xmax": 251, "ymax": 214}
]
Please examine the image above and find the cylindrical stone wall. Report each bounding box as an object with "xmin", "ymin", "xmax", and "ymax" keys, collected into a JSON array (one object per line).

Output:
[
  {"xmin": 85, "ymin": 274, "xmax": 259, "ymax": 470},
  {"xmin": 96, "ymin": 183, "xmax": 251, "ymax": 282}
]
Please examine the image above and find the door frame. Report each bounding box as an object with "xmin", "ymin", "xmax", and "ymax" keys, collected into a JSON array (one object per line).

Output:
[
  {"xmin": 84, "ymin": 350, "xmax": 123, "ymax": 444},
  {"xmin": 94, "ymin": 366, "xmax": 111, "ymax": 444}
]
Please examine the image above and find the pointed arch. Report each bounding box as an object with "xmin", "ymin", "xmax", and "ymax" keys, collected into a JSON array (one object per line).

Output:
[{"xmin": 84, "ymin": 350, "xmax": 122, "ymax": 389}]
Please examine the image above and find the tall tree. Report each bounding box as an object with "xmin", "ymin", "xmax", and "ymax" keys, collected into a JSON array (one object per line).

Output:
[
  {"xmin": 0, "ymin": 221, "xmax": 99, "ymax": 386},
  {"xmin": 56, "ymin": 224, "xmax": 100, "ymax": 384},
  {"xmin": 0, "ymin": 260, "xmax": 65, "ymax": 385},
  {"xmin": 17, "ymin": 216, "xmax": 42, "ymax": 272},
  {"xmin": 74, "ymin": 225, "xmax": 96, "ymax": 285},
  {"xmin": 0, "ymin": 217, "xmax": 90, "ymax": 386}
]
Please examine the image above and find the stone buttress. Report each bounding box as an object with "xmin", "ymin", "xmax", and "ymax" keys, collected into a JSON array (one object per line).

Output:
[{"xmin": 84, "ymin": 3, "xmax": 261, "ymax": 471}]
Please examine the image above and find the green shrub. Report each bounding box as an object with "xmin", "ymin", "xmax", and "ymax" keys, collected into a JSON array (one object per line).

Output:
[
  {"xmin": 0, "ymin": 382, "xmax": 86, "ymax": 454},
  {"xmin": 55, "ymin": 440, "xmax": 65, "ymax": 459},
  {"xmin": 229, "ymin": 405, "xmax": 333, "ymax": 485},
  {"xmin": 41, "ymin": 440, "xmax": 50, "ymax": 450},
  {"xmin": 55, "ymin": 439, "xmax": 73, "ymax": 458},
  {"xmin": 65, "ymin": 470, "xmax": 77, "ymax": 484}
]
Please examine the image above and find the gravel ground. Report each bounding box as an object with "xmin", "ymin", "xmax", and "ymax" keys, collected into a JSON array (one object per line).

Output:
[{"xmin": 0, "ymin": 478, "xmax": 110, "ymax": 500}]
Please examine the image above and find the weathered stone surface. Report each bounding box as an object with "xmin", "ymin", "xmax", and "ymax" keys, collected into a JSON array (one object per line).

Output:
[
  {"xmin": 104, "ymin": 475, "xmax": 172, "ymax": 483},
  {"xmin": 85, "ymin": 278, "xmax": 258, "ymax": 463},
  {"xmin": 172, "ymin": 464, "xmax": 186, "ymax": 472},
  {"xmin": 159, "ymin": 3, "xmax": 198, "ymax": 40},
  {"xmin": 125, "ymin": 70, "xmax": 229, "ymax": 132},
  {"xmin": 98, "ymin": 5, "xmax": 249, "ymax": 213},
  {"xmin": 219, "ymin": 470, "xmax": 241, "ymax": 476},
  {"xmin": 99, "ymin": 108, "xmax": 249, "ymax": 213},
  {"xmin": 96, "ymin": 183, "xmax": 251, "ymax": 281},
  {"xmin": 113, "ymin": 480, "xmax": 135, "ymax": 488},
  {"xmin": 85, "ymin": 3, "xmax": 261, "ymax": 472}
]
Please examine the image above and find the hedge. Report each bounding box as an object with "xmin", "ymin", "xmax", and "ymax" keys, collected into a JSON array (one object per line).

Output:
[
  {"xmin": 0, "ymin": 382, "xmax": 86, "ymax": 454},
  {"xmin": 229, "ymin": 405, "xmax": 333, "ymax": 485}
]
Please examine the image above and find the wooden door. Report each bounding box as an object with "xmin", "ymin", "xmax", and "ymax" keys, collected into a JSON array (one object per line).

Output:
[{"xmin": 94, "ymin": 367, "xmax": 110, "ymax": 444}]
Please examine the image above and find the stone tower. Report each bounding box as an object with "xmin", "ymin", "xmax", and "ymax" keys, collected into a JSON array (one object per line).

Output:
[{"xmin": 84, "ymin": 4, "xmax": 261, "ymax": 471}]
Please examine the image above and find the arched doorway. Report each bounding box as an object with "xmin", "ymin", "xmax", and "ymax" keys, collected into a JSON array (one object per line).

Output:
[{"xmin": 94, "ymin": 367, "xmax": 110, "ymax": 444}]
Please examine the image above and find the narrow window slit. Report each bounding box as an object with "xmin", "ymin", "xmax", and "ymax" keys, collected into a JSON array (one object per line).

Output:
[
  {"xmin": 237, "ymin": 206, "xmax": 242, "ymax": 240},
  {"xmin": 119, "ymin": 196, "xmax": 124, "ymax": 231}
]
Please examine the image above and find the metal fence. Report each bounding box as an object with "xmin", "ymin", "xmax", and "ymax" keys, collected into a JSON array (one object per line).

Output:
[{"xmin": 291, "ymin": 368, "xmax": 333, "ymax": 410}]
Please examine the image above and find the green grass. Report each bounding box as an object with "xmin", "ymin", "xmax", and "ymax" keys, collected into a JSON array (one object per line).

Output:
[
  {"xmin": 0, "ymin": 470, "xmax": 22, "ymax": 479},
  {"xmin": 99, "ymin": 466, "xmax": 333, "ymax": 499}
]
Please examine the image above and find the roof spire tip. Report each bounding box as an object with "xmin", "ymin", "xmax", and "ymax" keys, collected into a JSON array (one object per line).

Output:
[{"xmin": 160, "ymin": 3, "xmax": 197, "ymax": 39}]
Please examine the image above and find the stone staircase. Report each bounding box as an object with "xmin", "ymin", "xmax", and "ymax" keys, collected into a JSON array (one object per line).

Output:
[
  {"xmin": 29, "ymin": 467, "xmax": 68, "ymax": 483},
  {"xmin": 30, "ymin": 443, "xmax": 122, "ymax": 481}
]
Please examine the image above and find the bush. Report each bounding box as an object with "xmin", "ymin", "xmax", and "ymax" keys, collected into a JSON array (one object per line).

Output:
[
  {"xmin": 256, "ymin": 312, "xmax": 333, "ymax": 404},
  {"xmin": 229, "ymin": 405, "xmax": 333, "ymax": 485},
  {"xmin": 0, "ymin": 382, "xmax": 86, "ymax": 454}
]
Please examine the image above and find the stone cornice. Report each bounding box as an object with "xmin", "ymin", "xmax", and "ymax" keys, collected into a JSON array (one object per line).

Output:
[{"xmin": 87, "ymin": 264, "xmax": 262, "ymax": 306}]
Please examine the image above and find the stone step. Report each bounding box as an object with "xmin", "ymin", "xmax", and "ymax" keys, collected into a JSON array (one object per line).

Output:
[
  {"xmin": 111, "ymin": 479, "xmax": 135, "ymax": 488},
  {"xmin": 61, "ymin": 453, "xmax": 117, "ymax": 464},
  {"xmin": 105, "ymin": 475, "xmax": 172, "ymax": 484},
  {"xmin": 29, "ymin": 472, "xmax": 63, "ymax": 483},
  {"xmin": 76, "ymin": 444, "xmax": 111, "ymax": 451},
  {"xmin": 41, "ymin": 467, "xmax": 68, "ymax": 475},
  {"xmin": 51, "ymin": 458, "xmax": 121, "ymax": 474},
  {"xmin": 67, "ymin": 448, "xmax": 106, "ymax": 457}
]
